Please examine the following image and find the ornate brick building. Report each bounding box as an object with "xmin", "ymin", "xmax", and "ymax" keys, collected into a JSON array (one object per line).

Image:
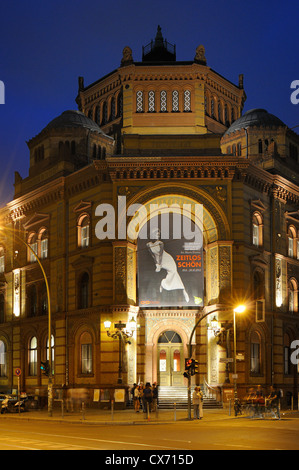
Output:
[{"xmin": 0, "ymin": 27, "xmax": 298, "ymax": 407}]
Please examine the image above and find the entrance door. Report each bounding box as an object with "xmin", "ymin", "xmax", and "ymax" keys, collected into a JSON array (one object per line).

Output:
[{"xmin": 157, "ymin": 331, "xmax": 184, "ymax": 386}]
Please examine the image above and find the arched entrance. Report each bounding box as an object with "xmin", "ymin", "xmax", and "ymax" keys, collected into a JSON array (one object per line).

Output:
[{"xmin": 157, "ymin": 330, "xmax": 184, "ymax": 386}]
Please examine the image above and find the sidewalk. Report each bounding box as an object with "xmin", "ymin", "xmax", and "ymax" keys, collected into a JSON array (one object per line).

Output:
[{"xmin": 1, "ymin": 407, "xmax": 298, "ymax": 425}]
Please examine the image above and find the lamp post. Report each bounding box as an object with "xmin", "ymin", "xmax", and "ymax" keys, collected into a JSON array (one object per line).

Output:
[
  {"xmin": 0, "ymin": 226, "xmax": 53, "ymax": 416},
  {"xmin": 104, "ymin": 319, "xmax": 135, "ymax": 384},
  {"xmin": 233, "ymin": 305, "xmax": 246, "ymax": 398}
]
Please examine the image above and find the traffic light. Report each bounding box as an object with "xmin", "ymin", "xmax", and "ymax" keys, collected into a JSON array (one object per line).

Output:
[
  {"xmin": 183, "ymin": 358, "xmax": 192, "ymax": 378},
  {"xmin": 193, "ymin": 359, "xmax": 199, "ymax": 375},
  {"xmin": 190, "ymin": 359, "xmax": 199, "ymax": 376},
  {"xmin": 41, "ymin": 360, "xmax": 50, "ymax": 377}
]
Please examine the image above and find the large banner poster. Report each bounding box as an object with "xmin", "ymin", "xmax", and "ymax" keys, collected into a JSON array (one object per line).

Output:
[{"xmin": 137, "ymin": 212, "xmax": 204, "ymax": 307}]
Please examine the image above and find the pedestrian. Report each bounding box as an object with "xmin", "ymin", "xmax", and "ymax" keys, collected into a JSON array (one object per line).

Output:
[
  {"xmin": 133, "ymin": 384, "xmax": 141, "ymax": 412},
  {"xmin": 143, "ymin": 382, "xmax": 153, "ymax": 414},
  {"xmin": 192, "ymin": 387, "xmax": 203, "ymax": 419},
  {"xmin": 267, "ymin": 385, "xmax": 281, "ymax": 419},
  {"xmin": 152, "ymin": 382, "xmax": 158, "ymax": 412}
]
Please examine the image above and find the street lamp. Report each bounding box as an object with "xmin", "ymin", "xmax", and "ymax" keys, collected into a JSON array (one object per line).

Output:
[
  {"xmin": 233, "ymin": 305, "xmax": 246, "ymax": 398},
  {"xmin": 104, "ymin": 319, "xmax": 136, "ymax": 384},
  {"xmin": 0, "ymin": 226, "xmax": 53, "ymax": 416}
]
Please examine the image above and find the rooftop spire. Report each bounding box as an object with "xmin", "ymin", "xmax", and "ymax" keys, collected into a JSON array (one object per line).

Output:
[{"xmin": 142, "ymin": 26, "xmax": 176, "ymax": 62}]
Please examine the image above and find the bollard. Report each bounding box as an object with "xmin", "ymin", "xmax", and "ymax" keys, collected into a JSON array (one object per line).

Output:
[
  {"xmin": 174, "ymin": 402, "xmax": 176, "ymax": 421},
  {"xmin": 147, "ymin": 401, "xmax": 150, "ymax": 421},
  {"xmin": 111, "ymin": 399, "xmax": 114, "ymax": 421},
  {"xmin": 61, "ymin": 400, "xmax": 64, "ymax": 419},
  {"xmin": 81, "ymin": 401, "xmax": 85, "ymax": 420},
  {"xmin": 229, "ymin": 399, "xmax": 231, "ymax": 416}
]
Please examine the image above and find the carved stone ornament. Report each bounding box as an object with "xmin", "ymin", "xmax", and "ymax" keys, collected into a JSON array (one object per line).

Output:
[
  {"xmin": 121, "ymin": 46, "xmax": 133, "ymax": 66},
  {"xmin": 194, "ymin": 45, "xmax": 207, "ymax": 65}
]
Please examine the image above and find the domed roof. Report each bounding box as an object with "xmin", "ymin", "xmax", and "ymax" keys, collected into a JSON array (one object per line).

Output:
[
  {"xmin": 224, "ymin": 108, "xmax": 285, "ymax": 136},
  {"xmin": 44, "ymin": 110, "xmax": 104, "ymax": 134}
]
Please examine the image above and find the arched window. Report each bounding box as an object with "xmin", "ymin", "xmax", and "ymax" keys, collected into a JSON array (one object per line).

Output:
[
  {"xmin": 0, "ymin": 247, "xmax": 5, "ymax": 273},
  {"xmin": 287, "ymin": 226, "xmax": 296, "ymax": 258},
  {"xmin": 28, "ymin": 233, "xmax": 38, "ymax": 263},
  {"xmin": 250, "ymin": 331, "xmax": 261, "ymax": 374},
  {"xmin": 148, "ymin": 90, "xmax": 155, "ymax": 112},
  {"xmin": 217, "ymin": 102, "xmax": 222, "ymax": 122},
  {"xmin": 29, "ymin": 337, "xmax": 38, "ymax": 376},
  {"xmin": 289, "ymin": 279, "xmax": 298, "ymax": 313},
  {"xmin": 78, "ymin": 215, "xmax": 90, "ymax": 248},
  {"xmin": 258, "ymin": 139, "xmax": 263, "ymax": 154},
  {"xmin": 110, "ymin": 97, "xmax": 116, "ymax": 121},
  {"xmin": 117, "ymin": 92, "xmax": 123, "ymax": 117},
  {"xmin": 252, "ymin": 212, "xmax": 263, "ymax": 247},
  {"xmin": 172, "ymin": 90, "xmax": 179, "ymax": 112},
  {"xmin": 173, "ymin": 349, "xmax": 181, "ymax": 372},
  {"xmin": 79, "ymin": 272, "xmax": 90, "ymax": 309},
  {"xmin": 184, "ymin": 90, "xmax": 191, "ymax": 112},
  {"xmin": 80, "ymin": 331, "xmax": 93, "ymax": 375},
  {"xmin": 39, "ymin": 229, "xmax": 48, "ymax": 260},
  {"xmin": 136, "ymin": 91, "xmax": 144, "ymax": 112},
  {"xmin": 0, "ymin": 340, "xmax": 7, "ymax": 377},
  {"xmin": 160, "ymin": 90, "xmax": 167, "ymax": 112},
  {"xmin": 211, "ymin": 98, "xmax": 215, "ymax": 118},
  {"xmin": 102, "ymin": 101, "xmax": 108, "ymax": 125}
]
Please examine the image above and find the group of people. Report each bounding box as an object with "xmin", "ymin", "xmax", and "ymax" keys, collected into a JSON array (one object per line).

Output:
[
  {"xmin": 242, "ymin": 385, "xmax": 281, "ymax": 419},
  {"xmin": 192, "ymin": 386, "xmax": 204, "ymax": 420},
  {"xmin": 131, "ymin": 382, "xmax": 158, "ymax": 413}
]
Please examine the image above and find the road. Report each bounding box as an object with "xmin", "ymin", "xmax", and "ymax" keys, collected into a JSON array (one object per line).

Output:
[{"xmin": 0, "ymin": 413, "xmax": 298, "ymax": 452}]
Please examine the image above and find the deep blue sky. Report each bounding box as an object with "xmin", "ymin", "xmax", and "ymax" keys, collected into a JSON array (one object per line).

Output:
[{"xmin": 0, "ymin": 0, "xmax": 298, "ymax": 206}]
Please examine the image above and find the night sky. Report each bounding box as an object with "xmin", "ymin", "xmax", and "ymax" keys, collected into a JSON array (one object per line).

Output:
[{"xmin": 0, "ymin": 0, "xmax": 298, "ymax": 205}]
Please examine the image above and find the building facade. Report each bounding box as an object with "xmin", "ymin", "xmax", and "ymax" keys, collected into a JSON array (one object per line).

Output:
[{"xmin": 0, "ymin": 28, "xmax": 299, "ymax": 407}]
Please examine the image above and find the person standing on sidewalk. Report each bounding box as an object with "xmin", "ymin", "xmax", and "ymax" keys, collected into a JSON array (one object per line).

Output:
[
  {"xmin": 143, "ymin": 382, "xmax": 153, "ymax": 414},
  {"xmin": 152, "ymin": 382, "xmax": 158, "ymax": 412}
]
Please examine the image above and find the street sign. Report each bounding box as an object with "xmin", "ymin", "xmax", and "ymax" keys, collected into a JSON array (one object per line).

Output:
[
  {"xmin": 219, "ymin": 358, "xmax": 233, "ymax": 363},
  {"xmin": 15, "ymin": 368, "xmax": 21, "ymax": 376}
]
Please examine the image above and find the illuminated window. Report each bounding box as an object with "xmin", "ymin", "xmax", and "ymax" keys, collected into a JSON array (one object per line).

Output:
[
  {"xmin": 29, "ymin": 337, "xmax": 38, "ymax": 376},
  {"xmin": 136, "ymin": 91, "xmax": 143, "ymax": 112},
  {"xmin": 80, "ymin": 332, "xmax": 93, "ymax": 375},
  {"xmin": 173, "ymin": 349, "xmax": 181, "ymax": 372},
  {"xmin": 172, "ymin": 90, "xmax": 179, "ymax": 112},
  {"xmin": 252, "ymin": 213, "xmax": 263, "ymax": 247},
  {"xmin": 40, "ymin": 231, "xmax": 48, "ymax": 259},
  {"xmin": 159, "ymin": 350, "xmax": 166, "ymax": 372},
  {"xmin": 29, "ymin": 241, "xmax": 37, "ymax": 263},
  {"xmin": 0, "ymin": 340, "xmax": 7, "ymax": 377},
  {"xmin": 288, "ymin": 226, "xmax": 296, "ymax": 258},
  {"xmin": 184, "ymin": 90, "xmax": 191, "ymax": 112},
  {"xmin": 0, "ymin": 252, "xmax": 4, "ymax": 273},
  {"xmin": 78, "ymin": 215, "xmax": 90, "ymax": 248},
  {"xmin": 148, "ymin": 90, "xmax": 155, "ymax": 112},
  {"xmin": 289, "ymin": 279, "xmax": 298, "ymax": 313},
  {"xmin": 160, "ymin": 90, "xmax": 167, "ymax": 112}
]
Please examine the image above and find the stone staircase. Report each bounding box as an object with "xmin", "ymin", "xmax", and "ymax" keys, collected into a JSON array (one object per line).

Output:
[{"xmin": 157, "ymin": 386, "xmax": 222, "ymax": 409}]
